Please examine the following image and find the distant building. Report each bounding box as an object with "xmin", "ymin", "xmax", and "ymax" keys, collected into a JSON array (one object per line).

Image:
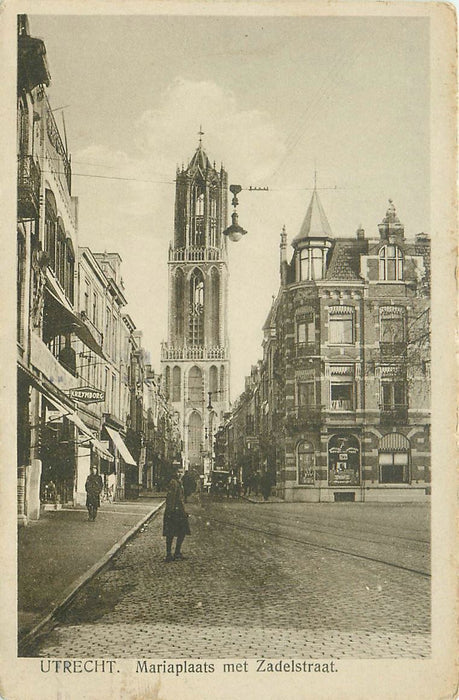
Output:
[
  {"xmin": 221, "ymin": 190, "xmax": 430, "ymax": 503},
  {"xmin": 161, "ymin": 141, "xmax": 230, "ymax": 475}
]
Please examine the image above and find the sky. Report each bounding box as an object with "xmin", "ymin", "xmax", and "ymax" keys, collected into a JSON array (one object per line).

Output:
[{"xmin": 29, "ymin": 14, "xmax": 430, "ymax": 399}]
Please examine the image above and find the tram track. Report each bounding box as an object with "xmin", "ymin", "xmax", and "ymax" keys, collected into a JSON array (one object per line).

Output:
[{"xmin": 205, "ymin": 514, "xmax": 431, "ymax": 578}]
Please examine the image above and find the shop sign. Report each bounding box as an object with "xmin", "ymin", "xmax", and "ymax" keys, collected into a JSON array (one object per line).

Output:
[
  {"xmin": 328, "ymin": 434, "xmax": 360, "ymax": 486},
  {"xmin": 67, "ymin": 387, "xmax": 105, "ymax": 403}
]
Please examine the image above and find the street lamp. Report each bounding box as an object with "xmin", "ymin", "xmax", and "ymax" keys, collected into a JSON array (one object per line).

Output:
[{"xmin": 223, "ymin": 184, "xmax": 247, "ymax": 242}]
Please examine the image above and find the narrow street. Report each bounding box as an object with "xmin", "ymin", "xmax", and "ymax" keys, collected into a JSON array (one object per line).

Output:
[{"xmin": 28, "ymin": 499, "xmax": 430, "ymax": 659}]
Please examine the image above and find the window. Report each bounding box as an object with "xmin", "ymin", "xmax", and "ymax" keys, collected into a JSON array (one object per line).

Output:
[
  {"xmin": 380, "ymin": 308, "xmax": 405, "ymax": 343},
  {"xmin": 164, "ymin": 366, "xmax": 170, "ymax": 399},
  {"xmin": 300, "ymin": 247, "xmax": 325, "ymax": 281},
  {"xmin": 188, "ymin": 366, "xmax": 203, "ymax": 403},
  {"xmin": 44, "ymin": 190, "xmax": 57, "ymax": 271},
  {"xmin": 381, "ymin": 380, "xmax": 406, "ymax": 410},
  {"xmin": 189, "ymin": 270, "xmax": 204, "ymax": 346},
  {"xmin": 330, "ymin": 383, "xmax": 353, "ymax": 411},
  {"xmin": 84, "ymin": 281, "xmax": 90, "ymax": 315},
  {"xmin": 210, "ymin": 268, "xmax": 220, "ymax": 345},
  {"xmin": 92, "ymin": 292, "xmax": 98, "ymax": 326},
  {"xmin": 379, "ymin": 433, "xmax": 410, "ymax": 483},
  {"xmin": 379, "ymin": 245, "xmax": 403, "ymax": 281},
  {"xmin": 298, "ymin": 381, "xmax": 315, "ymax": 406},
  {"xmin": 174, "ymin": 269, "xmax": 185, "ymax": 342},
  {"xmin": 112, "ymin": 374, "xmax": 117, "ymax": 414},
  {"xmin": 209, "ymin": 365, "xmax": 218, "ymax": 394},
  {"xmin": 172, "ymin": 366, "xmax": 181, "ymax": 402},
  {"xmin": 187, "ymin": 411, "xmax": 202, "ymax": 468},
  {"xmin": 297, "ymin": 312, "xmax": 315, "ymax": 344},
  {"xmin": 297, "ymin": 441, "xmax": 315, "ymax": 485},
  {"xmin": 328, "ymin": 308, "xmax": 354, "ymax": 344}
]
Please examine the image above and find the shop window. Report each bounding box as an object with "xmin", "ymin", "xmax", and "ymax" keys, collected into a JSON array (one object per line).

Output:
[
  {"xmin": 297, "ymin": 441, "xmax": 315, "ymax": 485},
  {"xmin": 328, "ymin": 434, "xmax": 360, "ymax": 486},
  {"xmin": 379, "ymin": 452, "xmax": 409, "ymax": 483},
  {"xmin": 379, "ymin": 245, "xmax": 404, "ymax": 281},
  {"xmin": 328, "ymin": 308, "xmax": 354, "ymax": 344},
  {"xmin": 330, "ymin": 382, "xmax": 354, "ymax": 411},
  {"xmin": 297, "ymin": 312, "xmax": 315, "ymax": 344}
]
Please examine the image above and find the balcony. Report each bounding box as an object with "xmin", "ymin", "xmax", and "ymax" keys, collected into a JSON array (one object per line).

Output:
[
  {"xmin": 379, "ymin": 342, "xmax": 406, "ymax": 358},
  {"xmin": 161, "ymin": 344, "xmax": 227, "ymax": 361},
  {"xmin": 295, "ymin": 342, "xmax": 318, "ymax": 358},
  {"xmin": 79, "ymin": 310, "xmax": 103, "ymax": 348},
  {"xmin": 168, "ymin": 246, "xmax": 222, "ymax": 262},
  {"xmin": 17, "ymin": 156, "xmax": 41, "ymax": 219},
  {"xmin": 286, "ymin": 406, "xmax": 322, "ymax": 432},
  {"xmin": 379, "ymin": 404, "xmax": 408, "ymax": 424}
]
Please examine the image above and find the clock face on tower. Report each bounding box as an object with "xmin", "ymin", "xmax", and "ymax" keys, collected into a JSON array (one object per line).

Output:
[{"xmin": 161, "ymin": 141, "xmax": 230, "ymax": 474}]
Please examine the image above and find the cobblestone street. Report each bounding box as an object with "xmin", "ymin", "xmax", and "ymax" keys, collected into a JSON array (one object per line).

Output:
[{"xmin": 28, "ymin": 500, "xmax": 430, "ymax": 659}]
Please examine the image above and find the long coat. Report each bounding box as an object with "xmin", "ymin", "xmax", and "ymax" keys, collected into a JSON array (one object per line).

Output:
[
  {"xmin": 163, "ymin": 477, "xmax": 191, "ymax": 537},
  {"xmin": 85, "ymin": 473, "xmax": 103, "ymax": 508}
]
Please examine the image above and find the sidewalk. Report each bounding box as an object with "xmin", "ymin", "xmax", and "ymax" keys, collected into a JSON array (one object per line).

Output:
[
  {"xmin": 18, "ymin": 499, "xmax": 164, "ymax": 641},
  {"xmin": 242, "ymin": 494, "xmax": 285, "ymax": 503}
]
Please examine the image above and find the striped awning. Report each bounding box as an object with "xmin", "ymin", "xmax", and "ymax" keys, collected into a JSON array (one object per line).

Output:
[
  {"xmin": 330, "ymin": 365, "xmax": 354, "ymax": 376},
  {"xmin": 328, "ymin": 305, "xmax": 354, "ymax": 316},
  {"xmin": 379, "ymin": 432, "xmax": 410, "ymax": 452},
  {"xmin": 380, "ymin": 305, "xmax": 405, "ymax": 317}
]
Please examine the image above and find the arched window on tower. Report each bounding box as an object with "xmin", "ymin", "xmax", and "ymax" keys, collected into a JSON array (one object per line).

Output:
[
  {"xmin": 209, "ymin": 190, "xmax": 217, "ymax": 247},
  {"xmin": 209, "ymin": 365, "xmax": 218, "ymax": 394},
  {"xmin": 188, "ymin": 366, "xmax": 203, "ymax": 404},
  {"xmin": 164, "ymin": 366, "xmax": 170, "ymax": 400},
  {"xmin": 189, "ymin": 269, "xmax": 204, "ymax": 346},
  {"xmin": 220, "ymin": 365, "xmax": 225, "ymax": 395},
  {"xmin": 210, "ymin": 268, "xmax": 220, "ymax": 346},
  {"xmin": 172, "ymin": 366, "xmax": 181, "ymax": 402},
  {"xmin": 188, "ymin": 410, "xmax": 203, "ymax": 469},
  {"xmin": 174, "ymin": 269, "xmax": 185, "ymax": 342},
  {"xmin": 191, "ymin": 185, "xmax": 205, "ymax": 247}
]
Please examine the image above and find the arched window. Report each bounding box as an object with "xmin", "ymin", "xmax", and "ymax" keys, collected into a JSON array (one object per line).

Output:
[
  {"xmin": 164, "ymin": 366, "xmax": 170, "ymax": 400},
  {"xmin": 297, "ymin": 441, "xmax": 315, "ymax": 485},
  {"xmin": 209, "ymin": 365, "xmax": 218, "ymax": 394},
  {"xmin": 379, "ymin": 433, "xmax": 410, "ymax": 484},
  {"xmin": 379, "ymin": 245, "xmax": 403, "ymax": 281},
  {"xmin": 172, "ymin": 366, "xmax": 181, "ymax": 402},
  {"xmin": 189, "ymin": 269, "xmax": 204, "ymax": 346},
  {"xmin": 174, "ymin": 269, "xmax": 185, "ymax": 342},
  {"xmin": 188, "ymin": 411, "xmax": 202, "ymax": 468},
  {"xmin": 191, "ymin": 185, "xmax": 205, "ymax": 247},
  {"xmin": 188, "ymin": 366, "xmax": 203, "ymax": 403},
  {"xmin": 219, "ymin": 365, "xmax": 225, "ymax": 395},
  {"xmin": 210, "ymin": 268, "xmax": 220, "ymax": 345}
]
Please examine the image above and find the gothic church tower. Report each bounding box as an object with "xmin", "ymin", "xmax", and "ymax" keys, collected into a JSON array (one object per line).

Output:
[{"xmin": 161, "ymin": 140, "xmax": 230, "ymax": 473}]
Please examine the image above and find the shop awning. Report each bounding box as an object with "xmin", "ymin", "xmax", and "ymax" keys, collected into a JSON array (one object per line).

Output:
[
  {"xmin": 45, "ymin": 394, "xmax": 94, "ymax": 439},
  {"xmin": 379, "ymin": 432, "xmax": 410, "ymax": 452},
  {"xmin": 44, "ymin": 273, "xmax": 105, "ymax": 359},
  {"xmin": 91, "ymin": 437, "xmax": 115, "ymax": 463},
  {"xmin": 105, "ymin": 426, "xmax": 137, "ymax": 466}
]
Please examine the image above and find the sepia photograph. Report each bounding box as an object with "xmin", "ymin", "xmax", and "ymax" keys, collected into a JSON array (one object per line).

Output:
[{"xmin": 1, "ymin": 1, "xmax": 457, "ymax": 698}]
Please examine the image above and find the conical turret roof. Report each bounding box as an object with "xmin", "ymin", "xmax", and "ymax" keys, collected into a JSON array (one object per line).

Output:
[{"xmin": 292, "ymin": 188, "xmax": 333, "ymax": 244}]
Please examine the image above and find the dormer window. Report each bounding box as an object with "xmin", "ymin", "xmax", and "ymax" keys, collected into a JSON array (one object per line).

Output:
[
  {"xmin": 379, "ymin": 245, "xmax": 403, "ymax": 281},
  {"xmin": 299, "ymin": 247, "xmax": 325, "ymax": 281}
]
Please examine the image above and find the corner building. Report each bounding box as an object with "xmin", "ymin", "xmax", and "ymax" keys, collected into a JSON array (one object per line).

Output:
[
  {"xmin": 161, "ymin": 144, "xmax": 230, "ymax": 473},
  {"xmin": 263, "ymin": 191, "xmax": 430, "ymax": 502}
]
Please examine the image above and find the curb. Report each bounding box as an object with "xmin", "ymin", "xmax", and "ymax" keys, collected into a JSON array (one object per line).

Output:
[{"xmin": 18, "ymin": 501, "xmax": 165, "ymax": 655}]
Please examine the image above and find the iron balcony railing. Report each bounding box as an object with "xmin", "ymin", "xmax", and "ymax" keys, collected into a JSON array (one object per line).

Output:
[
  {"xmin": 379, "ymin": 341, "xmax": 407, "ymax": 358},
  {"xmin": 17, "ymin": 155, "xmax": 41, "ymax": 219},
  {"xmin": 379, "ymin": 403, "xmax": 409, "ymax": 423},
  {"xmin": 295, "ymin": 342, "xmax": 319, "ymax": 357},
  {"xmin": 286, "ymin": 405, "xmax": 323, "ymax": 431}
]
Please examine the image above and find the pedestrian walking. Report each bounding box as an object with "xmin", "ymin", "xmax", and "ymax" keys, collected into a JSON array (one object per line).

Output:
[
  {"xmin": 85, "ymin": 466, "xmax": 103, "ymax": 521},
  {"xmin": 163, "ymin": 466, "xmax": 191, "ymax": 562}
]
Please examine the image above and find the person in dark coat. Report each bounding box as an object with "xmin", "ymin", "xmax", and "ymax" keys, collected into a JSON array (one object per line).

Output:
[
  {"xmin": 85, "ymin": 466, "xmax": 103, "ymax": 521},
  {"xmin": 163, "ymin": 467, "xmax": 191, "ymax": 562}
]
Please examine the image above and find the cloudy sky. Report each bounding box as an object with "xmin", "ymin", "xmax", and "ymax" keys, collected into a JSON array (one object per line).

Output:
[{"xmin": 30, "ymin": 13, "xmax": 429, "ymax": 398}]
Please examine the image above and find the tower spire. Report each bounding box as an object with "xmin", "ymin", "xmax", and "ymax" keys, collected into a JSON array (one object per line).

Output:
[{"xmin": 198, "ymin": 125, "xmax": 204, "ymax": 146}]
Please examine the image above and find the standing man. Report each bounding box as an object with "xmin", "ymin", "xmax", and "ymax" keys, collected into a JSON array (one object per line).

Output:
[
  {"xmin": 85, "ymin": 466, "xmax": 103, "ymax": 521},
  {"xmin": 163, "ymin": 466, "xmax": 190, "ymax": 562}
]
